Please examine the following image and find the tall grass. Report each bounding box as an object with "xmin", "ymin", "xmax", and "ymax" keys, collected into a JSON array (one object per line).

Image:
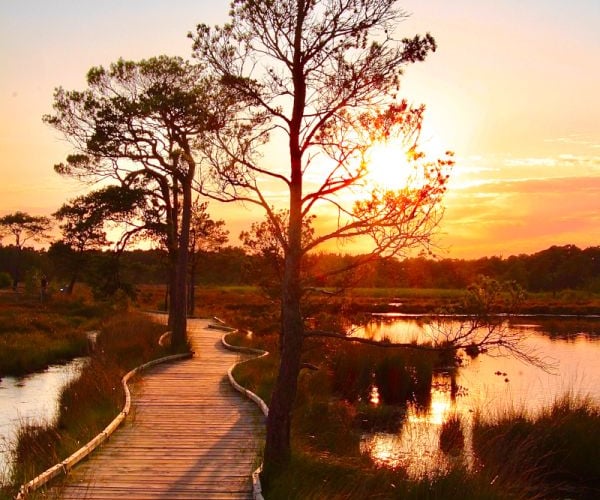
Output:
[
  {"xmin": 225, "ymin": 317, "xmax": 600, "ymax": 499},
  {"xmin": 439, "ymin": 414, "xmax": 465, "ymax": 455},
  {"xmin": 4, "ymin": 311, "xmax": 170, "ymax": 497},
  {"xmin": 473, "ymin": 394, "xmax": 600, "ymax": 499},
  {"xmin": 328, "ymin": 341, "xmax": 438, "ymax": 406},
  {"xmin": 0, "ymin": 294, "xmax": 106, "ymax": 376},
  {"xmin": 264, "ymin": 452, "xmax": 516, "ymax": 500}
]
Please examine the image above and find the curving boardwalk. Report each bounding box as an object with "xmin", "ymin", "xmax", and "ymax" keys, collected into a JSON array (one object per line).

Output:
[{"xmin": 55, "ymin": 318, "xmax": 264, "ymax": 499}]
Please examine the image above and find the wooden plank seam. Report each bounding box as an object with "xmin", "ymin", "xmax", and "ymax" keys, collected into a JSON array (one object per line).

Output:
[
  {"xmin": 15, "ymin": 344, "xmax": 192, "ymax": 499},
  {"xmin": 218, "ymin": 317, "xmax": 269, "ymax": 500}
]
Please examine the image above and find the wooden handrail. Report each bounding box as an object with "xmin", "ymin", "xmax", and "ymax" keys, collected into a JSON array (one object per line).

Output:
[
  {"xmin": 16, "ymin": 349, "xmax": 192, "ymax": 499},
  {"xmin": 219, "ymin": 319, "xmax": 269, "ymax": 500}
]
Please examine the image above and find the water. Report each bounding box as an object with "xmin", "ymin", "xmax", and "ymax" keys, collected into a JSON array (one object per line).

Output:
[
  {"xmin": 0, "ymin": 358, "xmax": 87, "ymax": 483},
  {"xmin": 355, "ymin": 315, "xmax": 600, "ymax": 477}
]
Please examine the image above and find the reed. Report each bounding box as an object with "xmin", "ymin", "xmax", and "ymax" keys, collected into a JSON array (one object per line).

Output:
[
  {"xmin": 327, "ymin": 342, "xmax": 436, "ymax": 406},
  {"xmin": 264, "ymin": 452, "xmax": 516, "ymax": 500},
  {"xmin": 473, "ymin": 393, "xmax": 600, "ymax": 498},
  {"xmin": 439, "ymin": 414, "xmax": 465, "ymax": 455},
  {"xmin": 6, "ymin": 311, "xmax": 169, "ymax": 496}
]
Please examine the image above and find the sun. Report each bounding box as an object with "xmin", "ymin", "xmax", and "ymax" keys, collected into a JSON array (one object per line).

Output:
[
  {"xmin": 365, "ymin": 141, "xmax": 414, "ymax": 191},
  {"xmin": 365, "ymin": 131, "xmax": 450, "ymax": 192}
]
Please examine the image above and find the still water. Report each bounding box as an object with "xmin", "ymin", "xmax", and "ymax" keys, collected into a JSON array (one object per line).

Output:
[
  {"xmin": 355, "ymin": 315, "xmax": 600, "ymax": 478},
  {"xmin": 0, "ymin": 358, "xmax": 86, "ymax": 483}
]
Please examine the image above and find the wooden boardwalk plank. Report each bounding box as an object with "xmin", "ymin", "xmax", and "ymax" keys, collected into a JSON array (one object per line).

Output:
[{"xmin": 52, "ymin": 318, "xmax": 264, "ymax": 499}]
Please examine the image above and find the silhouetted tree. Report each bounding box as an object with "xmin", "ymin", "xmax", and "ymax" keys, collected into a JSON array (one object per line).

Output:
[
  {"xmin": 192, "ymin": 0, "xmax": 450, "ymax": 474},
  {"xmin": 0, "ymin": 211, "xmax": 51, "ymax": 289},
  {"xmin": 240, "ymin": 211, "xmax": 316, "ymax": 298},
  {"xmin": 44, "ymin": 56, "xmax": 231, "ymax": 347},
  {"xmin": 52, "ymin": 186, "xmax": 145, "ymax": 293}
]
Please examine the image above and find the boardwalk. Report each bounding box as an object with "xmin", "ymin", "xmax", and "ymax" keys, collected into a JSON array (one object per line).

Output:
[{"xmin": 56, "ymin": 318, "xmax": 264, "ymax": 499}]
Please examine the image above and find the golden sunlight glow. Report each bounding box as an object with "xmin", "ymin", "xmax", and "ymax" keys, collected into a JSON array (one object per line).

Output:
[
  {"xmin": 364, "ymin": 129, "xmax": 448, "ymax": 192},
  {"xmin": 365, "ymin": 142, "xmax": 414, "ymax": 191},
  {"xmin": 408, "ymin": 379, "xmax": 452, "ymax": 426},
  {"xmin": 360, "ymin": 374, "xmax": 459, "ymax": 477},
  {"xmin": 369, "ymin": 385, "xmax": 381, "ymax": 405}
]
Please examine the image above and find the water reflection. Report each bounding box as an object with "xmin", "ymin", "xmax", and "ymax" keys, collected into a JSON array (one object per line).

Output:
[
  {"xmin": 369, "ymin": 385, "xmax": 380, "ymax": 405},
  {"xmin": 356, "ymin": 316, "xmax": 600, "ymax": 477},
  {"xmin": 361, "ymin": 373, "xmax": 472, "ymax": 478},
  {"xmin": 0, "ymin": 358, "xmax": 86, "ymax": 483}
]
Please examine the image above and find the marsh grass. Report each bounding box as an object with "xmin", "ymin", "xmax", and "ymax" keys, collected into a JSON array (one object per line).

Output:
[
  {"xmin": 231, "ymin": 351, "xmax": 278, "ymax": 405},
  {"xmin": 439, "ymin": 414, "xmax": 465, "ymax": 455},
  {"xmin": 0, "ymin": 293, "xmax": 106, "ymax": 376},
  {"xmin": 473, "ymin": 394, "xmax": 600, "ymax": 499},
  {"xmin": 328, "ymin": 341, "xmax": 437, "ymax": 406},
  {"xmin": 6, "ymin": 311, "xmax": 169, "ymax": 497},
  {"xmin": 264, "ymin": 452, "xmax": 519, "ymax": 500},
  {"xmin": 225, "ymin": 314, "xmax": 600, "ymax": 499}
]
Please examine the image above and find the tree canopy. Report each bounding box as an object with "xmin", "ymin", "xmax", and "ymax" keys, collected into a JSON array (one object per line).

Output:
[
  {"xmin": 191, "ymin": 0, "xmax": 451, "ymax": 475},
  {"xmin": 0, "ymin": 211, "xmax": 51, "ymax": 289},
  {"xmin": 0, "ymin": 211, "xmax": 51, "ymax": 249},
  {"xmin": 44, "ymin": 55, "xmax": 231, "ymax": 346}
]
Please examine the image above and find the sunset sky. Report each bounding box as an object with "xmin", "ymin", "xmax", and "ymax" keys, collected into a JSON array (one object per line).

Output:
[{"xmin": 1, "ymin": 0, "xmax": 598, "ymax": 259}]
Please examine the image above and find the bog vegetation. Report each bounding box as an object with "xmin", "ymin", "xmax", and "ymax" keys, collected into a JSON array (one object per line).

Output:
[
  {"xmin": 1, "ymin": 308, "xmax": 170, "ymax": 499},
  {"xmin": 223, "ymin": 310, "xmax": 600, "ymax": 499},
  {"xmin": 0, "ymin": 292, "xmax": 104, "ymax": 377}
]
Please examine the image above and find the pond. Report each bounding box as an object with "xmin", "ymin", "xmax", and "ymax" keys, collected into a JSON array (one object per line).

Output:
[
  {"xmin": 0, "ymin": 358, "xmax": 87, "ymax": 484},
  {"xmin": 354, "ymin": 315, "xmax": 600, "ymax": 478}
]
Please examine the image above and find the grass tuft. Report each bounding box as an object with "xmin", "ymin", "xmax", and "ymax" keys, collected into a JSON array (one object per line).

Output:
[{"xmin": 473, "ymin": 394, "xmax": 600, "ymax": 499}]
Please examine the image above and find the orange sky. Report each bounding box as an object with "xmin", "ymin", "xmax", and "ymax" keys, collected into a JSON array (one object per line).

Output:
[{"xmin": 1, "ymin": 0, "xmax": 598, "ymax": 259}]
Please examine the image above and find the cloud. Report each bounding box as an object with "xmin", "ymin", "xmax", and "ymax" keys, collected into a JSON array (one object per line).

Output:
[
  {"xmin": 456, "ymin": 175, "xmax": 600, "ymax": 194},
  {"xmin": 440, "ymin": 176, "xmax": 600, "ymax": 257},
  {"xmin": 504, "ymin": 157, "xmax": 558, "ymax": 168},
  {"xmin": 544, "ymin": 135, "xmax": 600, "ymax": 148}
]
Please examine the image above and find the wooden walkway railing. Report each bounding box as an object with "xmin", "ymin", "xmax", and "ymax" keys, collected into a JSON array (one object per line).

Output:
[{"xmin": 53, "ymin": 318, "xmax": 265, "ymax": 499}]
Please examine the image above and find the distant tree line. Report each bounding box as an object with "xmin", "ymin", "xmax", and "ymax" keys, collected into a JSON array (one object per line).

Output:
[
  {"xmin": 323, "ymin": 244, "xmax": 600, "ymax": 293},
  {"xmin": 1, "ymin": 244, "xmax": 598, "ymax": 294}
]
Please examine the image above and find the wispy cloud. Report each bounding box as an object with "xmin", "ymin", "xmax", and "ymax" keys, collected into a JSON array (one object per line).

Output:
[
  {"xmin": 544, "ymin": 134, "xmax": 600, "ymax": 148},
  {"xmin": 440, "ymin": 176, "xmax": 600, "ymax": 257},
  {"xmin": 504, "ymin": 157, "xmax": 558, "ymax": 168}
]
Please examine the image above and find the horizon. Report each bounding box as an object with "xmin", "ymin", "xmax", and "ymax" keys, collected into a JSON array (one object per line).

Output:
[{"xmin": 1, "ymin": 0, "xmax": 598, "ymax": 260}]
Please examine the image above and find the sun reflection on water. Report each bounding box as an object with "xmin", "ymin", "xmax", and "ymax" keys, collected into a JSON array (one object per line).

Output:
[
  {"xmin": 369, "ymin": 385, "xmax": 380, "ymax": 405},
  {"xmin": 356, "ymin": 317, "xmax": 600, "ymax": 479},
  {"xmin": 360, "ymin": 373, "xmax": 474, "ymax": 478}
]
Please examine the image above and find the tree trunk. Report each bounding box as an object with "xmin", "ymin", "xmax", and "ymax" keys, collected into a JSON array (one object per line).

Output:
[
  {"xmin": 262, "ymin": 248, "xmax": 304, "ymax": 480},
  {"xmin": 262, "ymin": 1, "xmax": 307, "ymax": 481},
  {"xmin": 263, "ymin": 37, "xmax": 306, "ymax": 473},
  {"xmin": 67, "ymin": 274, "xmax": 77, "ymax": 294},
  {"xmin": 164, "ymin": 282, "xmax": 170, "ymax": 313},
  {"xmin": 11, "ymin": 247, "xmax": 20, "ymax": 291},
  {"xmin": 170, "ymin": 179, "xmax": 193, "ymax": 349},
  {"xmin": 167, "ymin": 253, "xmax": 177, "ymax": 330},
  {"xmin": 188, "ymin": 260, "xmax": 196, "ymax": 316},
  {"xmin": 67, "ymin": 251, "xmax": 83, "ymax": 295}
]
